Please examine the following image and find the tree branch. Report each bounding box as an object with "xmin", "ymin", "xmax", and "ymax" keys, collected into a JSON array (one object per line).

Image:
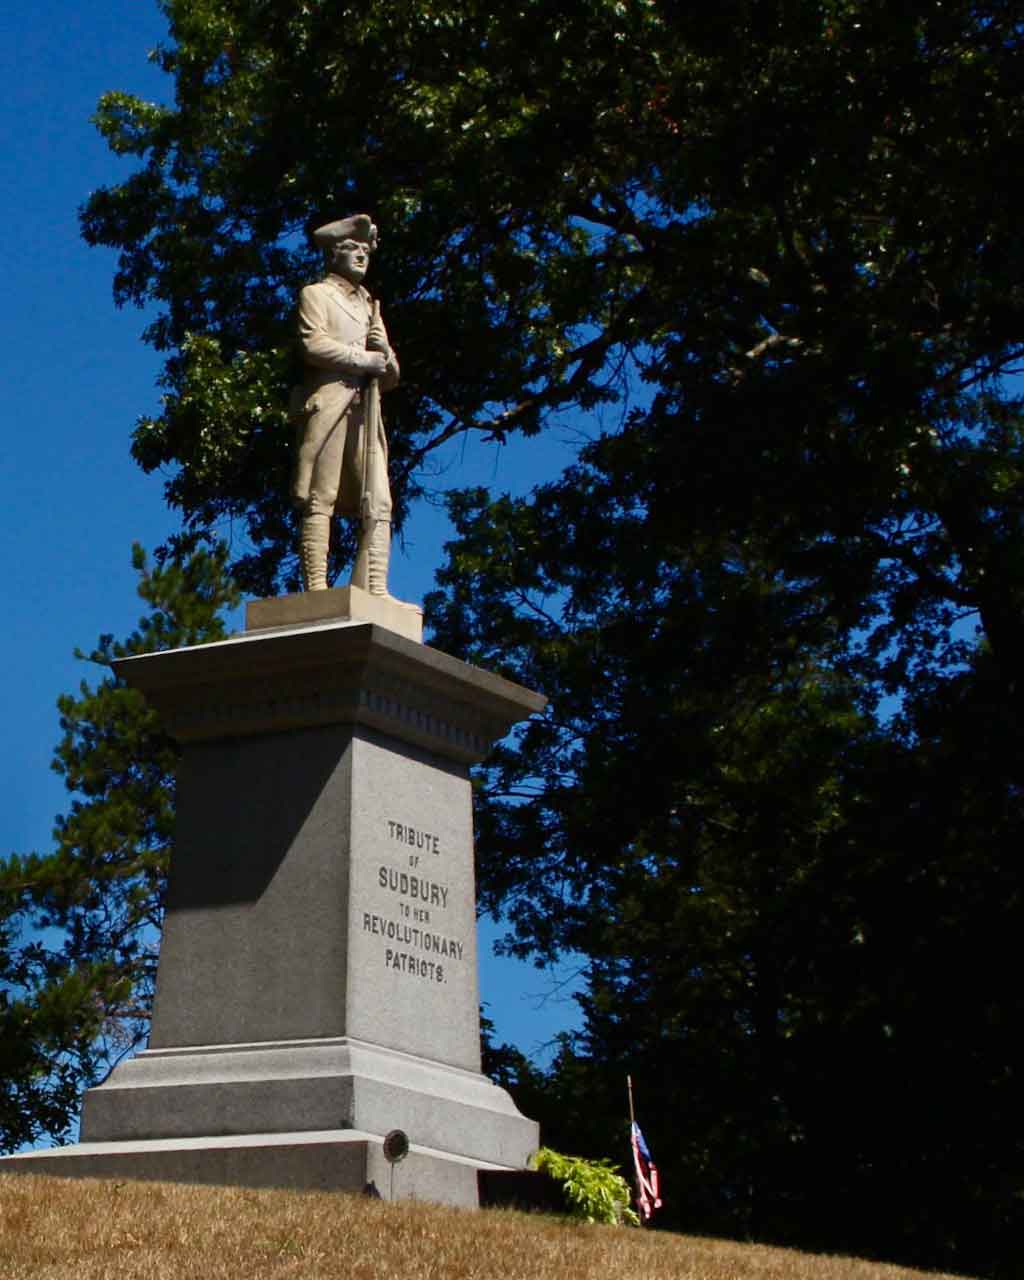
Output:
[{"xmin": 405, "ymin": 297, "xmax": 646, "ymax": 468}]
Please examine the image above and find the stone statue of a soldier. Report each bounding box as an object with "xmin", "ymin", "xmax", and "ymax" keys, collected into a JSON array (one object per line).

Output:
[{"xmin": 291, "ymin": 214, "xmax": 402, "ymax": 595}]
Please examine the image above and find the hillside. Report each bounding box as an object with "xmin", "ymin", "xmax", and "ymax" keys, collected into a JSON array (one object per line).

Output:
[{"xmin": 0, "ymin": 1174, "xmax": 973, "ymax": 1279}]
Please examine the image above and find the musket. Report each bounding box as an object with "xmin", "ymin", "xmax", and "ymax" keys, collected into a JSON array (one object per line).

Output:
[{"xmin": 360, "ymin": 298, "xmax": 382, "ymax": 529}]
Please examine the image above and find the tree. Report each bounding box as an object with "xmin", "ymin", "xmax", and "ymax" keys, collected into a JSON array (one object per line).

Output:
[
  {"xmin": 0, "ymin": 913, "xmax": 111, "ymax": 1152},
  {"xmin": 426, "ymin": 476, "xmax": 883, "ymax": 1240},
  {"xmin": 428, "ymin": 476, "xmax": 1024, "ymax": 1275},
  {"xmin": 82, "ymin": 0, "xmax": 1024, "ymax": 706},
  {"xmin": 0, "ymin": 546, "xmax": 239, "ymax": 1152},
  {"xmin": 50, "ymin": 1, "xmax": 1024, "ymax": 1272}
]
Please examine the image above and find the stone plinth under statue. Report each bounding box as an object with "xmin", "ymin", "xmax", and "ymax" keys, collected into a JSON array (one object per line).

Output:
[{"xmin": 2, "ymin": 593, "xmax": 543, "ymax": 1205}]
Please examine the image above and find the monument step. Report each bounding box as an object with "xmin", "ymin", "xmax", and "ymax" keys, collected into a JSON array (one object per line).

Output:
[
  {"xmin": 0, "ymin": 1128, "xmax": 507, "ymax": 1206},
  {"xmin": 81, "ymin": 1037, "xmax": 538, "ymax": 1170}
]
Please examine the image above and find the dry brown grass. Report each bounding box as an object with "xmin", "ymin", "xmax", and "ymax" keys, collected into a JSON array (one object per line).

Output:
[{"xmin": 0, "ymin": 1173, "xmax": 973, "ymax": 1280}]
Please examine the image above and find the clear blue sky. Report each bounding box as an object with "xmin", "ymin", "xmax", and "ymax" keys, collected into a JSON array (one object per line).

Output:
[{"xmin": 1, "ymin": 1, "xmax": 581, "ymax": 1064}]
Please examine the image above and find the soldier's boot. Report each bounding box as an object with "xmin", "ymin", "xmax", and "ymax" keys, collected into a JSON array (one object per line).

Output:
[
  {"xmin": 300, "ymin": 513, "xmax": 331, "ymax": 591},
  {"xmin": 350, "ymin": 524, "xmax": 372, "ymax": 593},
  {"xmin": 351, "ymin": 519, "xmax": 419, "ymax": 609},
  {"xmin": 366, "ymin": 518, "xmax": 391, "ymax": 597}
]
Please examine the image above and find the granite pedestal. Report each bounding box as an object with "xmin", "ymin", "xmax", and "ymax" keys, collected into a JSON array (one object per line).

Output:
[{"xmin": 2, "ymin": 598, "xmax": 544, "ymax": 1205}]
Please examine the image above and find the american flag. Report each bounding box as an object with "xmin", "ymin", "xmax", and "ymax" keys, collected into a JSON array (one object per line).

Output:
[{"xmin": 630, "ymin": 1120, "xmax": 662, "ymax": 1221}]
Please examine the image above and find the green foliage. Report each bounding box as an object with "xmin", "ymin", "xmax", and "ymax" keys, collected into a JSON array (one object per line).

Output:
[
  {"xmin": 0, "ymin": 545, "xmax": 239, "ymax": 1152},
  {"xmin": 81, "ymin": 0, "xmax": 1024, "ymax": 687},
  {"xmin": 435, "ymin": 474, "xmax": 1024, "ymax": 1275},
  {"xmin": 0, "ymin": 928, "xmax": 113, "ymax": 1152},
  {"xmin": 532, "ymin": 1146, "xmax": 639, "ymax": 1226}
]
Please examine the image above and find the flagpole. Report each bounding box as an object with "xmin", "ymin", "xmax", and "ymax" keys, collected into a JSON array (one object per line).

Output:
[
  {"xmin": 627, "ymin": 1074, "xmax": 643, "ymax": 1227},
  {"xmin": 628, "ymin": 1076, "xmax": 662, "ymax": 1225}
]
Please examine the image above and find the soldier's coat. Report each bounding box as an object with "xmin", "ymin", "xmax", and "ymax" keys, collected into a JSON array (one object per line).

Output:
[{"xmin": 292, "ymin": 274, "xmax": 399, "ymax": 520}]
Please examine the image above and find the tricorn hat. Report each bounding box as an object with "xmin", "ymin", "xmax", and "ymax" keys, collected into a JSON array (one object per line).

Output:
[{"xmin": 312, "ymin": 214, "xmax": 378, "ymax": 249}]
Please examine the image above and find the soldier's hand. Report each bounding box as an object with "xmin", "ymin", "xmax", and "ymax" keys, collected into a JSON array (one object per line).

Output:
[
  {"xmin": 363, "ymin": 350, "xmax": 389, "ymax": 377},
  {"xmin": 366, "ymin": 324, "xmax": 389, "ymax": 354}
]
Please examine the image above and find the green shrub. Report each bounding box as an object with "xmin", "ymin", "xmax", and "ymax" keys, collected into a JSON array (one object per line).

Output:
[{"xmin": 531, "ymin": 1147, "xmax": 640, "ymax": 1225}]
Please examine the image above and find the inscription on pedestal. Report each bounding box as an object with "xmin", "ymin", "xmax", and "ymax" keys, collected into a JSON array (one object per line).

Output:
[
  {"xmin": 348, "ymin": 735, "xmax": 480, "ymax": 1068},
  {"xmin": 386, "ymin": 820, "xmax": 442, "ymax": 854},
  {"xmin": 359, "ymin": 818, "xmax": 469, "ymax": 985}
]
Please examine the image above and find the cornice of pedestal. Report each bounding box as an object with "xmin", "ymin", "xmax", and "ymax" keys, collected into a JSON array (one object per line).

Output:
[{"xmin": 112, "ymin": 619, "xmax": 546, "ymax": 764}]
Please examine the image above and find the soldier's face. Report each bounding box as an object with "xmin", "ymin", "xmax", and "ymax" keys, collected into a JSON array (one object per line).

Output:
[{"xmin": 331, "ymin": 238, "xmax": 370, "ymax": 283}]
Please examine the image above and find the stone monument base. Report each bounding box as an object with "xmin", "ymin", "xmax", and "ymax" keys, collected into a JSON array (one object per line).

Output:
[
  {"xmin": 0, "ymin": 1129, "xmax": 496, "ymax": 1206},
  {"xmin": 0, "ymin": 612, "xmax": 544, "ymax": 1208}
]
